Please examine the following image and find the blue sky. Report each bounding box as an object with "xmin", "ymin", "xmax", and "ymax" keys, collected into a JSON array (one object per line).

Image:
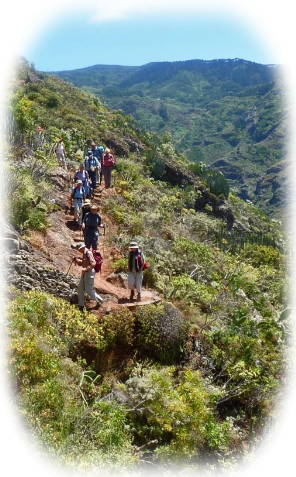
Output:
[{"xmin": 0, "ymin": 0, "xmax": 296, "ymax": 71}]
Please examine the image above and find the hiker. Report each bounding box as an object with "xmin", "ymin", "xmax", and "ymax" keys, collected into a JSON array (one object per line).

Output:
[
  {"xmin": 55, "ymin": 137, "xmax": 67, "ymax": 168},
  {"xmin": 101, "ymin": 148, "xmax": 115, "ymax": 188},
  {"xmin": 128, "ymin": 241, "xmax": 145, "ymax": 302},
  {"xmin": 81, "ymin": 198, "xmax": 92, "ymax": 224},
  {"xmin": 82, "ymin": 204, "xmax": 105, "ymax": 250},
  {"xmin": 91, "ymin": 143, "xmax": 105, "ymax": 185},
  {"xmin": 74, "ymin": 163, "xmax": 91, "ymax": 198},
  {"xmin": 84, "ymin": 151, "xmax": 100, "ymax": 195},
  {"xmin": 72, "ymin": 242, "xmax": 104, "ymax": 311},
  {"xmin": 71, "ymin": 180, "xmax": 85, "ymax": 225},
  {"xmin": 89, "ymin": 141, "xmax": 103, "ymax": 161}
]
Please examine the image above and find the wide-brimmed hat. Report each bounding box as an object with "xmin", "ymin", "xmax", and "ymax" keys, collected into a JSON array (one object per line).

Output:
[
  {"xmin": 91, "ymin": 204, "xmax": 98, "ymax": 210},
  {"xmin": 72, "ymin": 242, "xmax": 86, "ymax": 250},
  {"xmin": 83, "ymin": 199, "xmax": 91, "ymax": 206},
  {"xmin": 76, "ymin": 180, "xmax": 83, "ymax": 185},
  {"xmin": 129, "ymin": 241, "xmax": 139, "ymax": 249}
]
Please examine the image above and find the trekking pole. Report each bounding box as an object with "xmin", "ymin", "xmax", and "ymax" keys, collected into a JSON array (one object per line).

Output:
[{"xmin": 66, "ymin": 257, "xmax": 75, "ymax": 276}]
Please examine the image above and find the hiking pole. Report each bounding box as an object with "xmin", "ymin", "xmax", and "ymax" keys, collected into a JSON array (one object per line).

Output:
[
  {"xmin": 102, "ymin": 223, "xmax": 106, "ymax": 255},
  {"xmin": 66, "ymin": 257, "xmax": 75, "ymax": 276}
]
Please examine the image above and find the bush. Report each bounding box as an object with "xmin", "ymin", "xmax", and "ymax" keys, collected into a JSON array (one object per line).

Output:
[
  {"xmin": 121, "ymin": 365, "xmax": 235, "ymax": 462},
  {"xmin": 0, "ymin": 163, "xmax": 25, "ymax": 201},
  {"xmin": 134, "ymin": 302, "xmax": 189, "ymax": 364},
  {"xmin": 11, "ymin": 197, "xmax": 50, "ymax": 233}
]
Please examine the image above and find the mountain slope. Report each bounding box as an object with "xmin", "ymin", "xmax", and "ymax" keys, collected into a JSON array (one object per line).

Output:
[
  {"xmin": 5, "ymin": 57, "xmax": 291, "ymax": 474},
  {"xmin": 53, "ymin": 59, "xmax": 289, "ymax": 218}
]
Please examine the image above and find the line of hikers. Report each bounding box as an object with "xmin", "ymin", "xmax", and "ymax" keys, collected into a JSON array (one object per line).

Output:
[
  {"xmin": 55, "ymin": 139, "xmax": 116, "ymax": 191},
  {"xmin": 67, "ymin": 141, "xmax": 146, "ymax": 311}
]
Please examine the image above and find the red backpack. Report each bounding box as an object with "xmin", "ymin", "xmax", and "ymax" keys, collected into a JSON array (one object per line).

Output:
[{"xmin": 92, "ymin": 250, "xmax": 103, "ymax": 273}]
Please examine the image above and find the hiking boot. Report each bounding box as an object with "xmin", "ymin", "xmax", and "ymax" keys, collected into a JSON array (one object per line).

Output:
[
  {"xmin": 78, "ymin": 305, "xmax": 85, "ymax": 312},
  {"xmin": 137, "ymin": 293, "xmax": 142, "ymax": 302},
  {"xmin": 130, "ymin": 290, "xmax": 135, "ymax": 302}
]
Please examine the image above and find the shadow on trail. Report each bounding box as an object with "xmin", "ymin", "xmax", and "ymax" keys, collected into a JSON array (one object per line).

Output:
[
  {"xmin": 118, "ymin": 297, "xmax": 132, "ymax": 304},
  {"xmin": 65, "ymin": 219, "xmax": 80, "ymax": 231}
]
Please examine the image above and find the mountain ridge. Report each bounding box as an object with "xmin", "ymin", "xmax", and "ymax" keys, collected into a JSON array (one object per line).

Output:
[{"xmin": 52, "ymin": 58, "xmax": 289, "ymax": 218}]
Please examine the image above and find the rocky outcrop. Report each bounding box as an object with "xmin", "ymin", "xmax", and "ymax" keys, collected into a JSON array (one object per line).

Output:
[
  {"xmin": 195, "ymin": 185, "xmax": 235, "ymax": 229},
  {"xmin": 104, "ymin": 133, "xmax": 145, "ymax": 157},
  {"xmin": 163, "ymin": 160, "xmax": 196, "ymax": 187},
  {"xmin": 4, "ymin": 223, "xmax": 79, "ymax": 303},
  {"xmin": 158, "ymin": 158, "xmax": 239, "ymax": 229},
  {"xmin": 48, "ymin": 167, "xmax": 72, "ymax": 192},
  {"xmin": 0, "ymin": 247, "xmax": 78, "ymax": 303},
  {"xmin": 3, "ymin": 223, "xmax": 32, "ymax": 253}
]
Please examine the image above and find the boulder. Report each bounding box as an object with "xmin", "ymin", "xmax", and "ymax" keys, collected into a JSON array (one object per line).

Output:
[
  {"xmin": 2, "ymin": 238, "xmax": 19, "ymax": 253},
  {"xmin": 106, "ymin": 272, "xmax": 128, "ymax": 289}
]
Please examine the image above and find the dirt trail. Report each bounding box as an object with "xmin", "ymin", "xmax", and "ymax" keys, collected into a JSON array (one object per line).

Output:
[{"xmin": 39, "ymin": 175, "xmax": 161, "ymax": 314}]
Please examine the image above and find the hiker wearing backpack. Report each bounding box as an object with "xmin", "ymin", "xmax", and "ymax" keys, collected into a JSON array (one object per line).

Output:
[
  {"xmin": 84, "ymin": 151, "xmax": 100, "ymax": 195},
  {"xmin": 74, "ymin": 163, "xmax": 91, "ymax": 198},
  {"xmin": 128, "ymin": 241, "xmax": 145, "ymax": 302},
  {"xmin": 55, "ymin": 138, "xmax": 67, "ymax": 168},
  {"xmin": 89, "ymin": 141, "xmax": 103, "ymax": 161},
  {"xmin": 82, "ymin": 204, "xmax": 105, "ymax": 250},
  {"xmin": 101, "ymin": 148, "xmax": 115, "ymax": 188},
  {"xmin": 93, "ymin": 144, "xmax": 105, "ymax": 185},
  {"xmin": 72, "ymin": 242, "xmax": 104, "ymax": 311},
  {"xmin": 71, "ymin": 180, "xmax": 85, "ymax": 225}
]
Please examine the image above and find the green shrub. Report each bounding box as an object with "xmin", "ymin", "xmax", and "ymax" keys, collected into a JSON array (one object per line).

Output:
[
  {"xmin": 134, "ymin": 303, "xmax": 189, "ymax": 364},
  {"xmin": 11, "ymin": 198, "xmax": 50, "ymax": 232},
  {"xmin": 123, "ymin": 365, "xmax": 234, "ymax": 462},
  {"xmin": 112, "ymin": 257, "xmax": 128, "ymax": 272}
]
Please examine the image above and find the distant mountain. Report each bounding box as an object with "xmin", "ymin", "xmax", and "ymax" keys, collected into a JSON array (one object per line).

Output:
[{"xmin": 53, "ymin": 59, "xmax": 290, "ymax": 218}]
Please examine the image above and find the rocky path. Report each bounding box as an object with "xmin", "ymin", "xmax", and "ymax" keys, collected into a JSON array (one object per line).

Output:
[
  {"xmin": 5, "ymin": 168, "xmax": 161, "ymax": 312},
  {"xmin": 18, "ymin": 173, "xmax": 162, "ymax": 314}
]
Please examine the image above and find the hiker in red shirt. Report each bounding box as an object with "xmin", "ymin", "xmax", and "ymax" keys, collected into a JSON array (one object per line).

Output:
[{"xmin": 101, "ymin": 148, "xmax": 115, "ymax": 188}]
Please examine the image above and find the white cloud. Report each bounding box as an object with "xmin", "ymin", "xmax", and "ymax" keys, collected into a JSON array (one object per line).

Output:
[{"xmin": 90, "ymin": 0, "xmax": 164, "ymax": 23}]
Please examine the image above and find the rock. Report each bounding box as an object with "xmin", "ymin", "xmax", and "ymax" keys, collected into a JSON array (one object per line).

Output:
[
  {"xmin": 48, "ymin": 168, "xmax": 72, "ymax": 192},
  {"xmin": 2, "ymin": 238, "xmax": 19, "ymax": 252},
  {"xmin": 163, "ymin": 160, "xmax": 196, "ymax": 187},
  {"xmin": 106, "ymin": 272, "xmax": 128, "ymax": 289},
  {"xmin": 3, "ymin": 225, "xmax": 19, "ymax": 240},
  {"xmin": 19, "ymin": 240, "xmax": 32, "ymax": 252}
]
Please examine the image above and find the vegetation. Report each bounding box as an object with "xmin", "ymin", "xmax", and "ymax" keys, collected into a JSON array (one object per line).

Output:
[
  {"xmin": 54, "ymin": 58, "xmax": 290, "ymax": 218},
  {"xmin": 5, "ymin": 57, "xmax": 292, "ymax": 475}
]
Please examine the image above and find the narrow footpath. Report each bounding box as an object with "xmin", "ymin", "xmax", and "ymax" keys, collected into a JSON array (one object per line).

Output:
[{"xmin": 41, "ymin": 170, "xmax": 161, "ymax": 315}]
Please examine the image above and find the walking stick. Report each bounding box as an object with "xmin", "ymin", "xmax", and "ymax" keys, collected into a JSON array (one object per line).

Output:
[
  {"xmin": 102, "ymin": 224, "xmax": 106, "ymax": 255},
  {"xmin": 66, "ymin": 258, "xmax": 75, "ymax": 276}
]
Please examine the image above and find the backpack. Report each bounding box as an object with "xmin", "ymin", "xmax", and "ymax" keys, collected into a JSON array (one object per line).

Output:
[
  {"xmin": 142, "ymin": 260, "xmax": 149, "ymax": 270},
  {"xmin": 98, "ymin": 146, "xmax": 105, "ymax": 159},
  {"xmin": 72, "ymin": 186, "xmax": 85, "ymax": 200},
  {"xmin": 92, "ymin": 250, "xmax": 103, "ymax": 273}
]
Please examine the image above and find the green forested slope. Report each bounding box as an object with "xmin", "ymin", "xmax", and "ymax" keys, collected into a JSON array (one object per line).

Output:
[
  {"xmin": 54, "ymin": 59, "xmax": 289, "ymax": 218},
  {"xmin": 5, "ymin": 57, "xmax": 292, "ymax": 475}
]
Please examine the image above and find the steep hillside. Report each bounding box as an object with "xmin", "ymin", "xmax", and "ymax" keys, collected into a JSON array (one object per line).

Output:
[
  {"xmin": 4, "ymin": 57, "xmax": 292, "ymax": 475},
  {"xmin": 8, "ymin": 57, "xmax": 149, "ymax": 159},
  {"xmin": 54, "ymin": 59, "xmax": 289, "ymax": 218}
]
